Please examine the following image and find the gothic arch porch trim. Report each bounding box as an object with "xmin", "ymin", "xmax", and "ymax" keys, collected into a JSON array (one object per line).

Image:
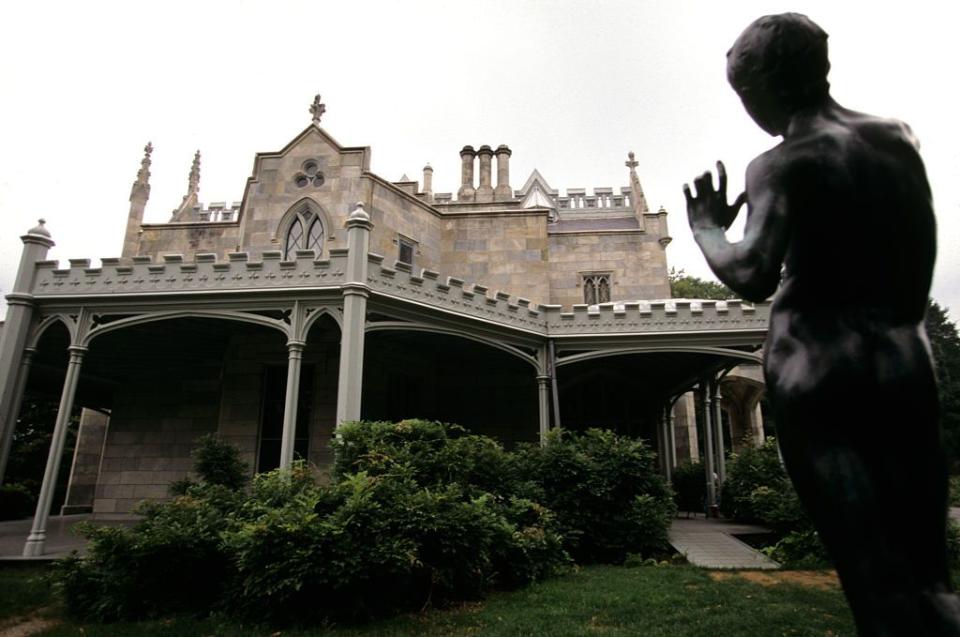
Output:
[
  {"xmin": 27, "ymin": 314, "xmax": 77, "ymax": 349},
  {"xmin": 554, "ymin": 345, "xmax": 763, "ymax": 368},
  {"xmin": 298, "ymin": 305, "xmax": 344, "ymax": 340},
  {"xmin": 79, "ymin": 309, "xmax": 290, "ymax": 347},
  {"xmin": 365, "ymin": 320, "xmax": 542, "ymax": 372}
]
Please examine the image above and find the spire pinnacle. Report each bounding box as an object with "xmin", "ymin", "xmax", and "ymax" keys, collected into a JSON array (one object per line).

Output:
[
  {"xmin": 130, "ymin": 141, "xmax": 153, "ymax": 201},
  {"xmin": 310, "ymin": 94, "xmax": 326, "ymax": 125},
  {"xmin": 625, "ymin": 151, "xmax": 649, "ymax": 228},
  {"xmin": 186, "ymin": 150, "xmax": 201, "ymax": 199}
]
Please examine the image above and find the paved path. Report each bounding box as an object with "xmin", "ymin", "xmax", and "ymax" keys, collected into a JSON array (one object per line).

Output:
[
  {"xmin": 669, "ymin": 515, "xmax": 780, "ymax": 570},
  {"xmin": 0, "ymin": 515, "xmax": 131, "ymax": 561}
]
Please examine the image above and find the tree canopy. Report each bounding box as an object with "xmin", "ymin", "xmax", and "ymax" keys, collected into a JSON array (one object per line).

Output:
[
  {"xmin": 927, "ymin": 300, "xmax": 960, "ymax": 470},
  {"xmin": 668, "ymin": 268, "xmax": 736, "ymax": 300}
]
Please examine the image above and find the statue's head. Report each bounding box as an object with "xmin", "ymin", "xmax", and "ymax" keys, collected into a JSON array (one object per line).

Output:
[{"xmin": 727, "ymin": 13, "xmax": 830, "ymax": 135}]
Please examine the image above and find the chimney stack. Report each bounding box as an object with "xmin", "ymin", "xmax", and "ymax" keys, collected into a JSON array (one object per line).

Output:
[
  {"xmin": 476, "ymin": 145, "xmax": 494, "ymax": 202},
  {"xmin": 458, "ymin": 145, "xmax": 476, "ymax": 202},
  {"xmin": 495, "ymin": 145, "xmax": 512, "ymax": 201},
  {"xmin": 422, "ymin": 163, "xmax": 434, "ymax": 202}
]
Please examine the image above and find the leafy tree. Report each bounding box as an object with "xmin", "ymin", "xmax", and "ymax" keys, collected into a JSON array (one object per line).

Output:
[
  {"xmin": 668, "ymin": 267, "xmax": 736, "ymax": 300},
  {"xmin": 927, "ymin": 300, "xmax": 960, "ymax": 469}
]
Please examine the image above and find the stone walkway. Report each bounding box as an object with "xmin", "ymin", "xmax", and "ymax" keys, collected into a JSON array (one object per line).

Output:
[
  {"xmin": 0, "ymin": 515, "xmax": 131, "ymax": 561},
  {"xmin": 669, "ymin": 515, "xmax": 781, "ymax": 570}
]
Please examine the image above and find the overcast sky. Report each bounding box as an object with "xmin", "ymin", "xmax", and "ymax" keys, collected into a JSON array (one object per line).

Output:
[{"xmin": 2, "ymin": 0, "xmax": 958, "ymax": 319}]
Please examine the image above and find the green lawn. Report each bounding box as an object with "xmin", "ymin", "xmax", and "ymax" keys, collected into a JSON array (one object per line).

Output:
[
  {"xmin": 0, "ymin": 564, "xmax": 54, "ymax": 622},
  {"xmin": 0, "ymin": 563, "xmax": 854, "ymax": 637}
]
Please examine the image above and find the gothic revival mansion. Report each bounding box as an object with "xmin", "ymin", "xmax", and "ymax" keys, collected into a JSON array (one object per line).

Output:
[{"xmin": 0, "ymin": 97, "xmax": 769, "ymax": 555}]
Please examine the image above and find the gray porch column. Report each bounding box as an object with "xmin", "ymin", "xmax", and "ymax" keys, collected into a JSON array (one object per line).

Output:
[
  {"xmin": 279, "ymin": 340, "xmax": 305, "ymax": 469},
  {"xmin": 711, "ymin": 379, "xmax": 726, "ymax": 484},
  {"xmin": 0, "ymin": 347, "xmax": 35, "ymax": 485},
  {"xmin": 0, "ymin": 221, "xmax": 54, "ymax": 483},
  {"xmin": 701, "ymin": 382, "xmax": 717, "ymax": 513},
  {"xmin": 537, "ymin": 375, "xmax": 551, "ymax": 444},
  {"xmin": 24, "ymin": 344, "xmax": 86, "ymax": 557},
  {"xmin": 336, "ymin": 202, "xmax": 373, "ymax": 426},
  {"xmin": 660, "ymin": 406, "xmax": 673, "ymax": 482},
  {"xmin": 667, "ymin": 406, "xmax": 678, "ymax": 469}
]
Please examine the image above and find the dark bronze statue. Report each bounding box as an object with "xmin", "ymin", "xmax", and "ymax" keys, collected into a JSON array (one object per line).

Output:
[{"xmin": 684, "ymin": 13, "xmax": 960, "ymax": 635}]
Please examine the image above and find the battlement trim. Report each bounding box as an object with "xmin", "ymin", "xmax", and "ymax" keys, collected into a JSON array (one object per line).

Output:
[
  {"xmin": 28, "ymin": 250, "xmax": 770, "ymax": 340},
  {"xmin": 31, "ymin": 250, "xmax": 347, "ymax": 297}
]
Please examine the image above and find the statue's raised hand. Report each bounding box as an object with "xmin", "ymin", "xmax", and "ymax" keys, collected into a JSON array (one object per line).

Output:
[{"xmin": 684, "ymin": 161, "xmax": 746, "ymax": 232}]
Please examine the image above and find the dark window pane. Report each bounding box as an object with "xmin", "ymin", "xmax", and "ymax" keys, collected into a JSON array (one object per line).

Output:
[
  {"xmin": 307, "ymin": 218, "xmax": 324, "ymax": 254},
  {"xmin": 285, "ymin": 218, "xmax": 304, "ymax": 258}
]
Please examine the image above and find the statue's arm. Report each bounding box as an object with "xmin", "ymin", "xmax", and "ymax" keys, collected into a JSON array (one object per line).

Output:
[{"xmin": 687, "ymin": 158, "xmax": 789, "ymax": 302}]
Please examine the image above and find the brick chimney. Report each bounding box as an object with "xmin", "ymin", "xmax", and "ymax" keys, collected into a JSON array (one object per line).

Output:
[{"xmin": 476, "ymin": 145, "xmax": 494, "ymax": 203}]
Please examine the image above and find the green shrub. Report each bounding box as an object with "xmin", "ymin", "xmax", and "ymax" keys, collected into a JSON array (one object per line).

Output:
[
  {"xmin": 516, "ymin": 428, "xmax": 675, "ymax": 564},
  {"xmin": 224, "ymin": 469, "xmax": 567, "ymax": 623},
  {"xmin": 720, "ymin": 438, "xmax": 789, "ymax": 522},
  {"xmin": 671, "ymin": 461, "xmax": 706, "ymax": 513},
  {"xmin": 0, "ymin": 483, "xmax": 35, "ymax": 520},
  {"xmin": 191, "ymin": 433, "xmax": 248, "ymax": 490},
  {"xmin": 56, "ymin": 484, "xmax": 242, "ymax": 621},
  {"xmin": 333, "ymin": 419, "xmax": 525, "ymax": 498},
  {"xmin": 57, "ymin": 422, "xmax": 684, "ymax": 625},
  {"xmin": 722, "ymin": 438, "xmax": 829, "ymax": 566}
]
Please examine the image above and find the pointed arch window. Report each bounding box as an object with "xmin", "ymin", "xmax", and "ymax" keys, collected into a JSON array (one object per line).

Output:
[
  {"xmin": 582, "ymin": 273, "xmax": 612, "ymax": 305},
  {"xmin": 283, "ymin": 210, "xmax": 325, "ymax": 259}
]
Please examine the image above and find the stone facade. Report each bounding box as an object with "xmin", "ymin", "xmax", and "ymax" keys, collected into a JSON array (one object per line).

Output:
[
  {"xmin": 124, "ymin": 119, "xmax": 672, "ymax": 310},
  {"xmin": 0, "ymin": 100, "xmax": 768, "ymax": 552}
]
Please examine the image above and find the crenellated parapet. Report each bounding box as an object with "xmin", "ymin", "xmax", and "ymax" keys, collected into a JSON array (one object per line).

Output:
[
  {"xmin": 366, "ymin": 252, "xmax": 544, "ymax": 333},
  {"xmin": 541, "ymin": 299, "xmax": 769, "ymax": 338},
  {"xmin": 28, "ymin": 247, "xmax": 768, "ymax": 339},
  {"xmin": 31, "ymin": 250, "xmax": 347, "ymax": 297}
]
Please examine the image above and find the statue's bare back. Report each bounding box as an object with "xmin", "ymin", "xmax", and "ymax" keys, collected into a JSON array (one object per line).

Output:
[{"xmin": 684, "ymin": 13, "xmax": 960, "ymax": 635}]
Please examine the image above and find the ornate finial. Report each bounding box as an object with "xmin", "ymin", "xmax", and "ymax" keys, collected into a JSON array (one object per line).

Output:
[
  {"xmin": 310, "ymin": 94, "xmax": 326, "ymax": 125},
  {"xmin": 187, "ymin": 150, "xmax": 201, "ymax": 196},
  {"xmin": 131, "ymin": 141, "xmax": 153, "ymax": 201},
  {"xmin": 625, "ymin": 150, "xmax": 649, "ymax": 225},
  {"xmin": 348, "ymin": 201, "xmax": 370, "ymax": 222},
  {"xmin": 28, "ymin": 218, "xmax": 51, "ymax": 238}
]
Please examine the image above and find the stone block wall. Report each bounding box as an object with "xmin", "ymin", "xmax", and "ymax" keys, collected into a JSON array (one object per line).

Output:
[
  {"xmin": 138, "ymin": 222, "xmax": 241, "ymax": 261},
  {"xmin": 439, "ymin": 213, "xmax": 551, "ymax": 303},
  {"xmin": 93, "ymin": 358, "xmax": 223, "ymax": 515},
  {"xmin": 368, "ymin": 180, "xmax": 443, "ymax": 272},
  {"xmin": 216, "ymin": 324, "xmax": 340, "ymax": 475},
  {"xmin": 547, "ymin": 231, "xmax": 671, "ymax": 308}
]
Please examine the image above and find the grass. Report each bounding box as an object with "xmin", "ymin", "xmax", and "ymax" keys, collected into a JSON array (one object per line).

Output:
[
  {"xmin": 0, "ymin": 563, "xmax": 855, "ymax": 637},
  {"xmin": 0, "ymin": 564, "xmax": 54, "ymax": 622}
]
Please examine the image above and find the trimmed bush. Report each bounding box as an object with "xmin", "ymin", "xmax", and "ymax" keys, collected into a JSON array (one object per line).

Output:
[
  {"xmin": 57, "ymin": 423, "xmax": 571, "ymax": 625},
  {"xmin": 191, "ymin": 433, "xmax": 249, "ymax": 490},
  {"xmin": 333, "ymin": 419, "xmax": 525, "ymax": 499},
  {"xmin": 722, "ymin": 438, "xmax": 827, "ymax": 566},
  {"xmin": 720, "ymin": 438, "xmax": 787, "ymax": 522},
  {"xmin": 0, "ymin": 483, "xmax": 35, "ymax": 521},
  {"xmin": 671, "ymin": 461, "xmax": 706, "ymax": 513},
  {"xmin": 56, "ymin": 483, "xmax": 242, "ymax": 621},
  {"xmin": 516, "ymin": 428, "xmax": 675, "ymax": 564}
]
